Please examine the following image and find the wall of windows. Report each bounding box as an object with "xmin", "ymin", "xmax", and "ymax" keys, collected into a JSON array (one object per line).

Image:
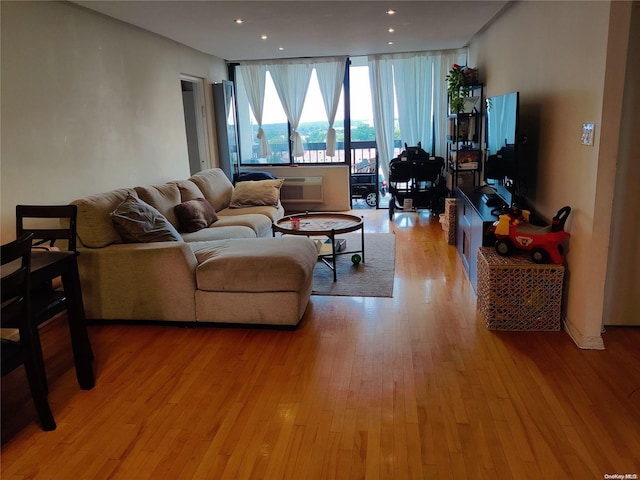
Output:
[{"xmin": 231, "ymin": 50, "xmax": 466, "ymax": 176}]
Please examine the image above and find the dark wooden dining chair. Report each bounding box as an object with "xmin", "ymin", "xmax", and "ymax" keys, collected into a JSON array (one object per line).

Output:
[
  {"xmin": 16, "ymin": 203, "xmax": 77, "ymax": 305},
  {"xmin": 15, "ymin": 204, "xmax": 95, "ymax": 390},
  {"xmin": 16, "ymin": 204, "xmax": 78, "ymax": 252},
  {"xmin": 1, "ymin": 233, "xmax": 57, "ymax": 431}
]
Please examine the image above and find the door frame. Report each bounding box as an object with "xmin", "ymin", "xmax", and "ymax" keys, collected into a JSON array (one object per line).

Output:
[{"xmin": 180, "ymin": 74, "xmax": 211, "ymax": 173}]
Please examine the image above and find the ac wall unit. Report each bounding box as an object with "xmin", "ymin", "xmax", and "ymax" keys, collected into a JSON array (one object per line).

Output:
[{"xmin": 280, "ymin": 176, "xmax": 324, "ymax": 203}]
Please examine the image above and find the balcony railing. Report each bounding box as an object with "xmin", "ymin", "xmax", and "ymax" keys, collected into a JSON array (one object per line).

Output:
[{"xmin": 241, "ymin": 140, "xmax": 403, "ymax": 174}]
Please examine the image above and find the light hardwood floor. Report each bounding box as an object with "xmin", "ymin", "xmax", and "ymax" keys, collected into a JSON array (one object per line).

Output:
[{"xmin": 2, "ymin": 208, "xmax": 639, "ymax": 479}]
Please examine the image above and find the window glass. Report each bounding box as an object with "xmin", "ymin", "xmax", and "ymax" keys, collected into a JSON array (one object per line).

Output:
[{"xmin": 349, "ymin": 63, "xmax": 377, "ymax": 173}]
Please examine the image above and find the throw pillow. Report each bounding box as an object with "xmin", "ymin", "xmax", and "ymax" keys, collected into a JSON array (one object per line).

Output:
[
  {"xmin": 110, "ymin": 195, "xmax": 183, "ymax": 243},
  {"xmin": 174, "ymin": 198, "xmax": 218, "ymax": 233},
  {"xmin": 229, "ymin": 178, "xmax": 284, "ymax": 208}
]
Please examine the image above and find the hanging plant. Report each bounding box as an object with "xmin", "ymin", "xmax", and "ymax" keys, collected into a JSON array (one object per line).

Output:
[{"xmin": 446, "ymin": 64, "xmax": 478, "ymax": 114}]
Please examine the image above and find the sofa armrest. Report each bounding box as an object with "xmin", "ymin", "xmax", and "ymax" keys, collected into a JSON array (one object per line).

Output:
[{"xmin": 77, "ymin": 242, "xmax": 198, "ymax": 321}]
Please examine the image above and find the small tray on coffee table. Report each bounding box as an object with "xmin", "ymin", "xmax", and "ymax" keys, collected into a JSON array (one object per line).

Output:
[{"xmin": 272, "ymin": 212, "xmax": 364, "ymax": 281}]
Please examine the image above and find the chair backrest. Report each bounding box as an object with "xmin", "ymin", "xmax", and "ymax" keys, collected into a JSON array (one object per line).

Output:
[
  {"xmin": 1, "ymin": 233, "xmax": 33, "ymax": 329},
  {"xmin": 16, "ymin": 205, "xmax": 78, "ymax": 252}
]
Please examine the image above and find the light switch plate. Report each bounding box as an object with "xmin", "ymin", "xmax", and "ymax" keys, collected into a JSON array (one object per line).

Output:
[{"xmin": 581, "ymin": 123, "xmax": 595, "ymax": 146}]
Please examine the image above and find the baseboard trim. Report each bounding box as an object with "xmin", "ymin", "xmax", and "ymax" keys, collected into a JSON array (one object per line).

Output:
[{"xmin": 563, "ymin": 317, "xmax": 605, "ymax": 350}]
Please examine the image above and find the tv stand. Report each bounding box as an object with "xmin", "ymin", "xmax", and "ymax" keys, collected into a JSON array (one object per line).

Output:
[
  {"xmin": 455, "ymin": 186, "xmax": 502, "ymax": 291},
  {"xmin": 481, "ymin": 192, "xmax": 503, "ymax": 207}
]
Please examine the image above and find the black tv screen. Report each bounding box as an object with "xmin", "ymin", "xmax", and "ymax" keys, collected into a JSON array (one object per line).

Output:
[{"xmin": 485, "ymin": 91, "xmax": 519, "ymax": 206}]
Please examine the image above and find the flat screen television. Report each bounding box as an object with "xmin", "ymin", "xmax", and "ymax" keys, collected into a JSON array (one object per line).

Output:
[{"xmin": 484, "ymin": 91, "xmax": 520, "ymax": 207}]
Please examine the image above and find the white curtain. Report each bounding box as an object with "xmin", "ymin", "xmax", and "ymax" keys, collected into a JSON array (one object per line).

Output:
[
  {"xmin": 433, "ymin": 51, "xmax": 467, "ymax": 157},
  {"xmin": 394, "ymin": 55, "xmax": 434, "ymax": 154},
  {"xmin": 367, "ymin": 56, "xmax": 396, "ymax": 180},
  {"xmin": 368, "ymin": 50, "xmax": 467, "ymax": 166},
  {"xmin": 314, "ymin": 58, "xmax": 346, "ymax": 157},
  {"xmin": 269, "ymin": 63, "xmax": 313, "ymax": 157},
  {"xmin": 237, "ymin": 64, "xmax": 270, "ymax": 158}
]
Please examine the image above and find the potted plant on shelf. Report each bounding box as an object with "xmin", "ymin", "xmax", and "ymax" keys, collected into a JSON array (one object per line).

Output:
[{"xmin": 446, "ymin": 64, "xmax": 478, "ymax": 114}]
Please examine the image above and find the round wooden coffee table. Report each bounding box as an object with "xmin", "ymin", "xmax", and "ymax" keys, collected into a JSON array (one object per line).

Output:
[{"xmin": 272, "ymin": 212, "xmax": 364, "ymax": 282}]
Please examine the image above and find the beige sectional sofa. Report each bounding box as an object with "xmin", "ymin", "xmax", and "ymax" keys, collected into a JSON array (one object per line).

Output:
[{"xmin": 71, "ymin": 168, "xmax": 318, "ymax": 327}]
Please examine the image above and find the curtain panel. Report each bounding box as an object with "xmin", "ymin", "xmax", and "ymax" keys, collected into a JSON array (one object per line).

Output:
[
  {"xmin": 368, "ymin": 49, "xmax": 467, "ymax": 177},
  {"xmin": 236, "ymin": 64, "xmax": 271, "ymax": 157},
  {"xmin": 315, "ymin": 60, "xmax": 346, "ymax": 157},
  {"xmin": 367, "ymin": 56, "xmax": 396, "ymax": 181},
  {"xmin": 269, "ymin": 63, "xmax": 313, "ymax": 157}
]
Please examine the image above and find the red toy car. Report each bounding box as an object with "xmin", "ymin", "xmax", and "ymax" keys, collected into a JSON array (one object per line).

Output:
[{"xmin": 490, "ymin": 205, "xmax": 571, "ymax": 264}]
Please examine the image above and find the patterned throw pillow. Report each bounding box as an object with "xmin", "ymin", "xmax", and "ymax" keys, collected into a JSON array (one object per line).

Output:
[{"xmin": 110, "ymin": 195, "xmax": 183, "ymax": 243}]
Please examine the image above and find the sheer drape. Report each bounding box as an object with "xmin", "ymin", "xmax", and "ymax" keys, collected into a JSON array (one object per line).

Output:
[
  {"xmin": 368, "ymin": 49, "xmax": 467, "ymax": 172},
  {"xmin": 314, "ymin": 59, "xmax": 346, "ymax": 157},
  {"xmin": 394, "ymin": 55, "xmax": 434, "ymax": 152},
  {"xmin": 269, "ymin": 63, "xmax": 313, "ymax": 157},
  {"xmin": 367, "ymin": 56, "xmax": 395, "ymax": 180},
  {"xmin": 237, "ymin": 64, "xmax": 270, "ymax": 157}
]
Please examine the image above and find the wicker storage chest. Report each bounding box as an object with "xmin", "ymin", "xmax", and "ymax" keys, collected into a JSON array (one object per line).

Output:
[{"xmin": 477, "ymin": 247, "xmax": 565, "ymax": 331}]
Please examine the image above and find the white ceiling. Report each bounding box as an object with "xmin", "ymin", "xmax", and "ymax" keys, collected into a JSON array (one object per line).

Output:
[{"xmin": 73, "ymin": 1, "xmax": 511, "ymax": 61}]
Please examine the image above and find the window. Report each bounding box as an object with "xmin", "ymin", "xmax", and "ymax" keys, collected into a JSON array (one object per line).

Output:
[{"xmin": 234, "ymin": 62, "xmax": 347, "ymax": 166}]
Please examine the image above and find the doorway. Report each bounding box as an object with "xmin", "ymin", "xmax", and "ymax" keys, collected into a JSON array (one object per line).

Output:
[{"xmin": 180, "ymin": 75, "xmax": 210, "ymax": 175}]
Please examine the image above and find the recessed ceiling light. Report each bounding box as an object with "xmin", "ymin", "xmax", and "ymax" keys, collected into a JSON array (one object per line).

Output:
[
  {"xmin": 386, "ymin": 9, "xmax": 396, "ymax": 15},
  {"xmin": 234, "ymin": 18, "xmax": 243, "ymax": 24},
  {"xmin": 388, "ymin": 41, "xmax": 394, "ymax": 45},
  {"xmin": 388, "ymin": 27, "xmax": 395, "ymax": 33},
  {"xmin": 261, "ymin": 35, "xmax": 268, "ymax": 40},
  {"xmin": 278, "ymin": 47, "xmax": 284, "ymax": 51}
]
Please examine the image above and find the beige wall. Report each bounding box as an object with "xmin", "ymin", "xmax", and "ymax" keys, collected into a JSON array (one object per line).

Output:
[
  {"xmin": 1, "ymin": 1, "xmax": 227, "ymax": 242},
  {"xmin": 469, "ymin": 1, "xmax": 632, "ymax": 347}
]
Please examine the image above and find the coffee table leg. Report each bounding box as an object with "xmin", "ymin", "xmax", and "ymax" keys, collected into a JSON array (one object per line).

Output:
[
  {"xmin": 331, "ymin": 229, "xmax": 337, "ymax": 282},
  {"xmin": 361, "ymin": 225, "xmax": 365, "ymax": 263}
]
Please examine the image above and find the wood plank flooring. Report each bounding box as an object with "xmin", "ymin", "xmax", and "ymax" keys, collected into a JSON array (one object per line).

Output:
[{"xmin": 2, "ymin": 208, "xmax": 639, "ymax": 479}]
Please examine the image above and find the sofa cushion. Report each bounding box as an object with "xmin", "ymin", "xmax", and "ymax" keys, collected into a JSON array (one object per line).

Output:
[
  {"xmin": 134, "ymin": 183, "xmax": 181, "ymax": 228},
  {"xmin": 192, "ymin": 237, "xmax": 317, "ymax": 292},
  {"xmin": 211, "ymin": 214, "xmax": 273, "ymax": 237},
  {"xmin": 72, "ymin": 188, "xmax": 137, "ymax": 248},
  {"xmin": 110, "ymin": 195, "xmax": 183, "ymax": 243},
  {"xmin": 229, "ymin": 179, "xmax": 284, "ymax": 208},
  {"xmin": 217, "ymin": 204, "xmax": 285, "ymax": 223},
  {"xmin": 172, "ymin": 180, "xmax": 206, "ymax": 202},
  {"xmin": 189, "ymin": 169, "xmax": 234, "ymax": 212},
  {"xmin": 174, "ymin": 198, "xmax": 218, "ymax": 233},
  {"xmin": 181, "ymin": 225, "xmax": 256, "ymax": 242}
]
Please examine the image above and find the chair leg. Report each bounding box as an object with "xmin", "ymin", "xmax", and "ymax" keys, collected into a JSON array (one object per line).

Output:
[
  {"xmin": 22, "ymin": 349, "xmax": 56, "ymax": 431},
  {"xmin": 31, "ymin": 329, "xmax": 49, "ymax": 395}
]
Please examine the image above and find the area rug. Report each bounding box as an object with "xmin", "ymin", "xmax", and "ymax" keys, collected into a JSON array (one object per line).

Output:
[{"xmin": 311, "ymin": 232, "xmax": 395, "ymax": 297}]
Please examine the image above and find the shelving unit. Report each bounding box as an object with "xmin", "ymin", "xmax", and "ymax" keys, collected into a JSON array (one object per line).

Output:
[{"xmin": 447, "ymin": 84, "xmax": 484, "ymax": 193}]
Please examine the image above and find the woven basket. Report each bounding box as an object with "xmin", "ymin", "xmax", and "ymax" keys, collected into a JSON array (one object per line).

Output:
[
  {"xmin": 444, "ymin": 198, "xmax": 456, "ymax": 245},
  {"xmin": 477, "ymin": 247, "xmax": 564, "ymax": 331}
]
